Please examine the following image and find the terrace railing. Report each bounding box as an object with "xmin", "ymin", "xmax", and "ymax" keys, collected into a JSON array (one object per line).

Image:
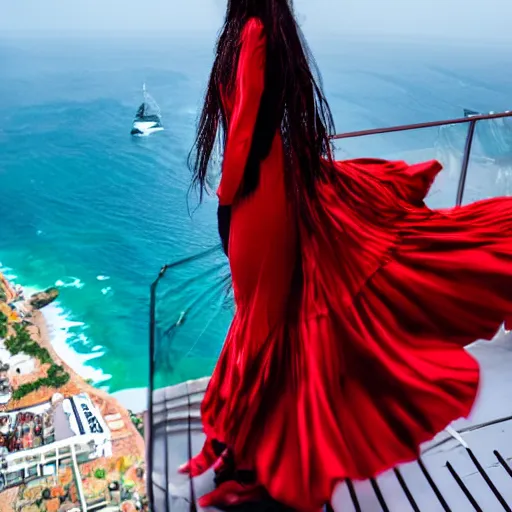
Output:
[{"xmin": 147, "ymin": 110, "xmax": 512, "ymax": 512}]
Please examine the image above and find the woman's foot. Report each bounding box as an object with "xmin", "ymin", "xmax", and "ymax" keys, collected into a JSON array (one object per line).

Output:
[
  {"xmin": 198, "ymin": 480, "xmax": 266, "ymax": 508},
  {"xmin": 178, "ymin": 438, "xmax": 226, "ymax": 477}
]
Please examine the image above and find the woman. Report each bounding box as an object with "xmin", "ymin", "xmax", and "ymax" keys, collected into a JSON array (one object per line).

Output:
[{"xmin": 184, "ymin": 0, "xmax": 512, "ymax": 510}]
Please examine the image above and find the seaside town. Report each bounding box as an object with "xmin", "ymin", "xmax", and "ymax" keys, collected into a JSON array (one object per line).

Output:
[{"xmin": 0, "ymin": 272, "xmax": 148, "ymax": 512}]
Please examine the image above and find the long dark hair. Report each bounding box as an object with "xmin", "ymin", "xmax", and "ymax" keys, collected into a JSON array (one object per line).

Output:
[{"xmin": 189, "ymin": 0, "xmax": 335, "ymax": 215}]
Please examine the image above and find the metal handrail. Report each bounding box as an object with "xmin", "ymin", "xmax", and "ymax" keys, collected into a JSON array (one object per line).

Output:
[
  {"xmin": 457, "ymin": 119, "xmax": 477, "ymax": 206},
  {"xmin": 330, "ymin": 110, "xmax": 512, "ymax": 140}
]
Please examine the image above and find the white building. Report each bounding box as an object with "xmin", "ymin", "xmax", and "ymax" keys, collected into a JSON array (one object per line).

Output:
[{"xmin": 0, "ymin": 393, "xmax": 112, "ymax": 511}]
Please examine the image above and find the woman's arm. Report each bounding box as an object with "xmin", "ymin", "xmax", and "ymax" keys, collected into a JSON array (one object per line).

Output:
[{"xmin": 216, "ymin": 18, "xmax": 267, "ymax": 206}]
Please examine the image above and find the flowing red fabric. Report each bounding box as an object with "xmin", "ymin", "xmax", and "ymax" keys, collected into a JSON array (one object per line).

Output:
[{"xmin": 197, "ymin": 18, "xmax": 512, "ymax": 511}]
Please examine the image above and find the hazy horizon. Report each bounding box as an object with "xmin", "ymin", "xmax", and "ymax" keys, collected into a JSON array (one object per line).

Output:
[{"xmin": 2, "ymin": 0, "xmax": 512, "ymax": 43}]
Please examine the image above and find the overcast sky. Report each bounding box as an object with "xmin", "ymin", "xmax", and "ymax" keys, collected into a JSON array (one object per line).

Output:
[{"xmin": 2, "ymin": 0, "xmax": 512, "ymax": 41}]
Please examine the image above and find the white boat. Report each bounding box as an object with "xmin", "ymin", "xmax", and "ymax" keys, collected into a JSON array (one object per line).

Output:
[{"xmin": 131, "ymin": 83, "xmax": 164, "ymax": 136}]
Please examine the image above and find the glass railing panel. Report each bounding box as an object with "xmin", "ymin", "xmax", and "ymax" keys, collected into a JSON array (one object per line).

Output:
[
  {"xmin": 149, "ymin": 244, "xmax": 232, "ymax": 509},
  {"xmin": 460, "ymin": 117, "xmax": 512, "ymax": 204},
  {"xmin": 332, "ymin": 122, "xmax": 470, "ymax": 209},
  {"xmin": 151, "ymin": 245, "xmax": 233, "ymax": 393}
]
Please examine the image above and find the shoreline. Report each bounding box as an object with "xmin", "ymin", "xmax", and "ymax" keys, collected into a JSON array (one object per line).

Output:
[
  {"xmin": 0, "ymin": 271, "xmax": 146, "ymax": 453},
  {"xmin": 31, "ymin": 310, "xmax": 146, "ymax": 454},
  {"xmin": 1, "ymin": 268, "xmax": 149, "ymax": 413},
  {"xmin": 35, "ymin": 308, "xmax": 148, "ymax": 415}
]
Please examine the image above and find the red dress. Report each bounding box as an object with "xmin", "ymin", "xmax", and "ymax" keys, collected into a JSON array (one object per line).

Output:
[{"xmin": 195, "ymin": 18, "xmax": 512, "ymax": 511}]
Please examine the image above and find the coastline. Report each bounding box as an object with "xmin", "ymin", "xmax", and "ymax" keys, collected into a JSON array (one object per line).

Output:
[
  {"xmin": 14, "ymin": 299, "xmax": 145, "ymax": 455},
  {"xmin": 0, "ymin": 270, "xmax": 148, "ymax": 510},
  {"xmin": 36, "ymin": 308, "xmax": 148, "ymax": 415},
  {"xmin": 0, "ymin": 272, "xmax": 144, "ymax": 412}
]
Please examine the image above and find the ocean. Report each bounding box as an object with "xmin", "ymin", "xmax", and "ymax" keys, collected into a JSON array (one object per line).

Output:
[{"xmin": 0, "ymin": 32, "xmax": 511, "ymax": 393}]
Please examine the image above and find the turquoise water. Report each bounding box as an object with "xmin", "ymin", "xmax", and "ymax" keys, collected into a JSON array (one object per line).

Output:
[{"xmin": 1, "ymin": 34, "xmax": 511, "ymax": 392}]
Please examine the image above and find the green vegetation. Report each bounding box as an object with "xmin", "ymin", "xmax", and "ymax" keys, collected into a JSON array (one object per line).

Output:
[
  {"xmin": 0, "ymin": 287, "xmax": 6, "ymax": 302},
  {"xmin": 0, "ymin": 312, "xmax": 7, "ymax": 339},
  {"xmin": 94, "ymin": 468, "xmax": 107, "ymax": 479},
  {"xmin": 6, "ymin": 324, "xmax": 52, "ymax": 363},
  {"xmin": 6, "ymin": 323, "xmax": 70, "ymax": 400},
  {"xmin": 12, "ymin": 364, "xmax": 70, "ymax": 400}
]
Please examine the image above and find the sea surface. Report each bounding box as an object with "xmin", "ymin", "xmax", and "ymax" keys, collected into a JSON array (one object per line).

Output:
[{"xmin": 0, "ymin": 32, "xmax": 511, "ymax": 393}]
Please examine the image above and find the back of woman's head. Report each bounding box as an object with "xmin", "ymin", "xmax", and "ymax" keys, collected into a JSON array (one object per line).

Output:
[{"xmin": 190, "ymin": 0, "xmax": 335, "ymax": 211}]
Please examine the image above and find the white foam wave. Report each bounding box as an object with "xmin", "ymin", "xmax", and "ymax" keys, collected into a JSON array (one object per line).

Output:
[
  {"xmin": 96, "ymin": 275, "xmax": 110, "ymax": 281},
  {"xmin": 101, "ymin": 286, "xmax": 112, "ymax": 296},
  {"xmin": 55, "ymin": 277, "xmax": 84, "ymax": 289},
  {"xmin": 39, "ymin": 299, "xmax": 112, "ymax": 385},
  {"xmin": 2, "ymin": 276, "xmax": 112, "ymax": 387}
]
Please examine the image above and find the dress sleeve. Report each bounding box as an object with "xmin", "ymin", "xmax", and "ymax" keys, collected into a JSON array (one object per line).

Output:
[{"xmin": 217, "ymin": 18, "xmax": 266, "ymax": 206}]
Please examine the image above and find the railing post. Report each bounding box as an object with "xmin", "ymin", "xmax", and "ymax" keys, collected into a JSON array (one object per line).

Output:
[
  {"xmin": 187, "ymin": 385, "xmax": 198, "ymax": 512},
  {"xmin": 456, "ymin": 119, "xmax": 477, "ymax": 207},
  {"xmin": 147, "ymin": 275, "xmax": 160, "ymax": 511}
]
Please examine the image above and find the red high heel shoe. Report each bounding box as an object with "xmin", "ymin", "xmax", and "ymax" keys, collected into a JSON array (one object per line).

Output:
[{"xmin": 178, "ymin": 438, "xmax": 226, "ymax": 477}]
